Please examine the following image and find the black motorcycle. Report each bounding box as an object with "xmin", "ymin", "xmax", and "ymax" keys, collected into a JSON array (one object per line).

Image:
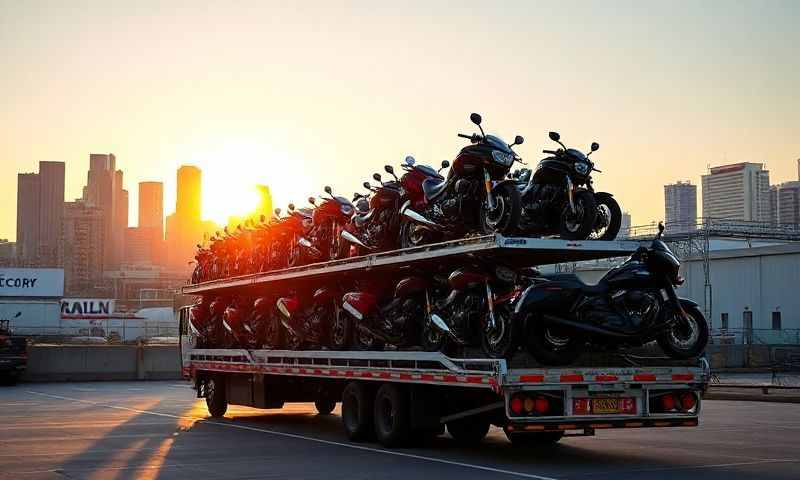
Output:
[
  {"xmin": 518, "ymin": 222, "xmax": 708, "ymax": 365},
  {"xmin": 514, "ymin": 132, "xmax": 621, "ymax": 240},
  {"xmin": 399, "ymin": 113, "xmax": 523, "ymax": 247},
  {"xmin": 339, "ymin": 169, "xmax": 404, "ymax": 257}
]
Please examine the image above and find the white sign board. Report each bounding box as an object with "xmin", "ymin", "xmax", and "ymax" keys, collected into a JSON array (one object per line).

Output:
[
  {"xmin": 0, "ymin": 268, "xmax": 64, "ymax": 297},
  {"xmin": 60, "ymin": 298, "xmax": 116, "ymax": 318}
]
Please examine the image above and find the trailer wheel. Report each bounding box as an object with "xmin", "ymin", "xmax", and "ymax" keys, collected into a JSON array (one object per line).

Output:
[
  {"xmin": 374, "ymin": 383, "xmax": 411, "ymax": 447},
  {"xmin": 205, "ymin": 376, "xmax": 227, "ymax": 418},
  {"xmin": 342, "ymin": 382, "xmax": 374, "ymax": 441},
  {"xmin": 315, "ymin": 398, "xmax": 337, "ymax": 415},
  {"xmin": 504, "ymin": 429, "xmax": 564, "ymax": 446},
  {"xmin": 447, "ymin": 417, "xmax": 490, "ymax": 445}
]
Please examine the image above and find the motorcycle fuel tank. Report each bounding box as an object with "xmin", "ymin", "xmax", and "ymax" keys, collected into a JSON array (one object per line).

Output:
[
  {"xmin": 447, "ymin": 268, "xmax": 490, "ymax": 290},
  {"xmin": 394, "ymin": 276, "xmax": 428, "ymax": 298}
]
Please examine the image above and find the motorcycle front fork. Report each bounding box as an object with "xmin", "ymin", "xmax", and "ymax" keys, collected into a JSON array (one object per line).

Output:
[{"xmin": 484, "ymin": 170, "xmax": 496, "ymax": 210}]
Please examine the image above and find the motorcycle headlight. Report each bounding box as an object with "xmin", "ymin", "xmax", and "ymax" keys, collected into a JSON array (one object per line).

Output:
[
  {"xmin": 574, "ymin": 161, "xmax": 590, "ymax": 175},
  {"xmin": 492, "ymin": 150, "xmax": 514, "ymax": 167},
  {"xmin": 340, "ymin": 204, "xmax": 354, "ymax": 216}
]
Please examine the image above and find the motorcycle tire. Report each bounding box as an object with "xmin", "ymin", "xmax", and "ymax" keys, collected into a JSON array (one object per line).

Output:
[
  {"xmin": 657, "ymin": 304, "xmax": 709, "ymax": 360},
  {"xmin": 399, "ymin": 218, "xmax": 439, "ymax": 249},
  {"xmin": 480, "ymin": 305, "xmax": 520, "ymax": 360},
  {"xmin": 329, "ymin": 304, "xmax": 352, "ymax": 350},
  {"xmin": 525, "ymin": 314, "xmax": 583, "ymax": 366},
  {"xmin": 592, "ymin": 192, "xmax": 622, "ymax": 241},
  {"xmin": 355, "ymin": 326, "xmax": 385, "ymax": 351},
  {"xmin": 559, "ymin": 190, "xmax": 597, "ymax": 240},
  {"xmin": 479, "ymin": 182, "xmax": 521, "ymax": 235},
  {"xmin": 420, "ymin": 321, "xmax": 446, "ymax": 352},
  {"xmin": 263, "ymin": 312, "xmax": 284, "ymax": 349}
]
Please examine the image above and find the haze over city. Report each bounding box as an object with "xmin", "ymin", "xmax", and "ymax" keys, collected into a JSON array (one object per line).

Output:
[{"xmin": 2, "ymin": 0, "xmax": 799, "ymax": 240}]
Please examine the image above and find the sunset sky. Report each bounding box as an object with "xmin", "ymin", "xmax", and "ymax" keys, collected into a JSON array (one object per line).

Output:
[{"xmin": 2, "ymin": 0, "xmax": 798, "ymax": 240}]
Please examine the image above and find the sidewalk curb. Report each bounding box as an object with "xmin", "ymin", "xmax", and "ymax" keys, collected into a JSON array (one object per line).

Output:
[{"xmin": 705, "ymin": 391, "xmax": 800, "ymax": 404}]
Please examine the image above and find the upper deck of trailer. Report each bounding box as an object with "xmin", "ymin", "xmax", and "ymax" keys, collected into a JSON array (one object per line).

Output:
[{"xmin": 182, "ymin": 234, "xmax": 641, "ymax": 295}]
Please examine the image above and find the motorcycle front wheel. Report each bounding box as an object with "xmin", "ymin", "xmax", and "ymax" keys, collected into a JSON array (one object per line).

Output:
[
  {"xmin": 479, "ymin": 182, "xmax": 521, "ymax": 235},
  {"xmin": 657, "ymin": 305, "xmax": 709, "ymax": 359},
  {"xmin": 262, "ymin": 312, "xmax": 284, "ymax": 350},
  {"xmin": 329, "ymin": 303, "xmax": 352, "ymax": 350},
  {"xmin": 559, "ymin": 190, "xmax": 597, "ymax": 240},
  {"xmin": 525, "ymin": 315, "xmax": 583, "ymax": 366},
  {"xmin": 421, "ymin": 320, "xmax": 446, "ymax": 352},
  {"xmin": 480, "ymin": 305, "xmax": 520, "ymax": 360},
  {"xmin": 399, "ymin": 218, "xmax": 439, "ymax": 249},
  {"xmin": 590, "ymin": 192, "xmax": 622, "ymax": 241}
]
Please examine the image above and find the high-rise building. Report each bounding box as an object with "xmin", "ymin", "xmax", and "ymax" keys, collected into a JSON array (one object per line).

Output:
[
  {"xmin": 0, "ymin": 239, "xmax": 15, "ymax": 266},
  {"xmin": 138, "ymin": 182, "xmax": 164, "ymax": 237},
  {"xmin": 83, "ymin": 154, "xmax": 127, "ymax": 267},
  {"xmin": 166, "ymin": 165, "xmax": 215, "ymax": 270},
  {"xmin": 620, "ymin": 211, "xmax": 632, "ymax": 238},
  {"xmin": 61, "ymin": 199, "xmax": 105, "ymax": 295},
  {"xmin": 16, "ymin": 172, "xmax": 40, "ymax": 262},
  {"xmin": 37, "ymin": 161, "xmax": 65, "ymax": 264},
  {"xmin": 664, "ymin": 181, "xmax": 697, "ymax": 233},
  {"xmin": 770, "ymin": 181, "xmax": 800, "ymax": 227},
  {"xmin": 701, "ymin": 163, "xmax": 770, "ymax": 222}
]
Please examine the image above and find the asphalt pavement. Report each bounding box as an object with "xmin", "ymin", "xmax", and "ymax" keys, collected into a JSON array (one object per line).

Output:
[{"xmin": 0, "ymin": 381, "xmax": 797, "ymax": 480}]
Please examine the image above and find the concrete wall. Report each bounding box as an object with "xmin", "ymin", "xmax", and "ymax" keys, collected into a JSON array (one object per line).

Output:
[
  {"xmin": 23, "ymin": 344, "xmax": 181, "ymax": 382},
  {"xmin": 706, "ymin": 344, "xmax": 800, "ymax": 369}
]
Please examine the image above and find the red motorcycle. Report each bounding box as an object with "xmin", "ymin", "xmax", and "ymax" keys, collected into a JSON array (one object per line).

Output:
[
  {"xmin": 268, "ymin": 205, "xmax": 313, "ymax": 269},
  {"xmin": 339, "ymin": 171, "xmax": 403, "ymax": 256},
  {"xmin": 300, "ymin": 186, "xmax": 355, "ymax": 262},
  {"xmin": 275, "ymin": 285, "xmax": 350, "ymax": 350}
]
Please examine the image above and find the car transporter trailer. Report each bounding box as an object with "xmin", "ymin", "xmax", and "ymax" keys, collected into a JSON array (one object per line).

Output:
[{"xmin": 179, "ymin": 234, "xmax": 709, "ymax": 447}]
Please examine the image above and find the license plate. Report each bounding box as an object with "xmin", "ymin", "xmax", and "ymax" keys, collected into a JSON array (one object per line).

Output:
[{"xmin": 592, "ymin": 398, "xmax": 622, "ymax": 414}]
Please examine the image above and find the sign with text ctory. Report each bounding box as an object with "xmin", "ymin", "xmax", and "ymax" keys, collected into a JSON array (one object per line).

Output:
[{"xmin": 0, "ymin": 268, "xmax": 64, "ymax": 297}]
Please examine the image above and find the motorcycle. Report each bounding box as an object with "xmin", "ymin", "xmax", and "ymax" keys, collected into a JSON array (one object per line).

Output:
[
  {"xmin": 276, "ymin": 286, "xmax": 350, "ymax": 350},
  {"xmin": 340, "ymin": 170, "xmax": 404, "ymax": 256},
  {"xmin": 222, "ymin": 296, "xmax": 253, "ymax": 348},
  {"xmin": 188, "ymin": 297, "xmax": 212, "ymax": 347},
  {"xmin": 519, "ymin": 222, "xmax": 709, "ymax": 365},
  {"xmin": 424, "ymin": 263, "xmax": 524, "ymax": 359},
  {"xmin": 269, "ymin": 204, "xmax": 313, "ymax": 269},
  {"xmin": 514, "ymin": 131, "xmax": 621, "ymax": 240},
  {"xmin": 341, "ymin": 275, "xmax": 431, "ymax": 350},
  {"xmin": 399, "ymin": 113, "xmax": 523, "ymax": 247},
  {"xmin": 300, "ymin": 187, "xmax": 355, "ymax": 262}
]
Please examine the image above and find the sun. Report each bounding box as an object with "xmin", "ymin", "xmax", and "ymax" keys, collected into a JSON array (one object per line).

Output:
[{"xmin": 187, "ymin": 139, "xmax": 317, "ymax": 226}]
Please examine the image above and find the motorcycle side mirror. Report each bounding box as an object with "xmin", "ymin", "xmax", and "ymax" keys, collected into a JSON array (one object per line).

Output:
[
  {"xmin": 441, "ymin": 160, "xmax": 450, "ymax": 169},
  {"xmin": 308, "ymin": 196, "xmax": 317, "ymax": 205},
  {"xmin": 372, "ymin": 173, "xmax": 382, "ymax": 182},
  {"xmin": 363, "ymin": 181, "xmax": 372, "ymax": 190},
  {"xmin": 274, "ymin": 208, "xmax": 281, "ymax": 216},
  {"xmin": 260, "ymin": 214, "xmax": 266, "ymax": 222},
  {"xmin": 288, "ymin": 203, "xmax": 295, "ymax": 211},
  {"xmin": 196, "ymin": 244, "xmax": 202, "ymax": 249},
  {"xmin": 224, "ymin": 226, "xmax": 229, "ymax": 234},
  {"xmin": 657, "ymin": 221, "xmax": 665, "ymax": 239},
  {"xmin": 384, "ymin": 165, "xmax": 394, "ymax": 175},
  {"xmin": 405, "ymin": 155, "xmax": 416, "ymax": 166},
  {"xmin": 549, "ymin": 131, "xmax": 560, "ymax": 142},
  {"xmin": 591, "ymin": 142, "xmax": 600, "ymax": 152},
  {"xmin": 324, "ymin": 185, "xmax": 333, "ymax": 195},
  {"xmin": 470, "ymin": 113, "xmax": 482, "ymax": 125},
  {"xmin": 513, "ymin": 135, "xmax": 524, "ymax": 146}
]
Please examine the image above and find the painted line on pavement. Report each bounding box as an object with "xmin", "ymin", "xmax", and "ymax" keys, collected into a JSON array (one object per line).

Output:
[{"xmin": 27, "ymin": 390, "xmax": 559, "ymax": 480}]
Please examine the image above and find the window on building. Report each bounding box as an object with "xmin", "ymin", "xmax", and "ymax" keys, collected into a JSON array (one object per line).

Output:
[
  {"xmin": 721, "ymin": 313, "xmax": 728, "ymax": 330},
  {"xmin": 772, "ymin": 311, "xmax": 782, "ymax": 331}
]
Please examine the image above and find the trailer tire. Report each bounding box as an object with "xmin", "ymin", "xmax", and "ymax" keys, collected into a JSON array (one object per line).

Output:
[
  {"xmin": 447, "ymin": 417, "xmax": 490, "ymax": 445},
  {"xmin": 205, "ymin": 376, "xmax": 227, "ymax": 418},
  {"xmin": 342, "ymin": 382, "xmax": 374, "ymax": 442},
  {"xmin": 374, "ymin": 383, "xmax": 411, "ymax": 447},
  {"xmin": 315, "ymin": 398, "xmax": 337, "ymax": 415},
  {"xmin": 505, "ymin": 429, "xmax": 564, "ymax": 446}
]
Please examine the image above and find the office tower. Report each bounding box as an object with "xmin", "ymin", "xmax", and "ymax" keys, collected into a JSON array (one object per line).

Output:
[
  {"xmin": 61, "ymin": 199, "xmax": 104, "ymax": 295},
  {"xmin": 701, "ymin": 163, "xmax": 770, "ymax": 222},
  {"xmin": 664, "ymin": 181, "xmax": 697, "ymax": 233},
  {"xmin": 176, "ymin": 166, "xmax": 201, "ymax": 221},
  {"xmin": 771, "ymin": 181, "xmax": 800, "ymax": 226},
  {"xmin": 620, "ymin": 211, "xmax": 632, "ymax": 238},
  {"xmin": 83, "ymin": 153, "xmax": 126, "ymax": 267},
  {"xmin": 36, "ymin": 161, "xmax": 65, "ymax": 264},
  {"xmin": 16, "ymin": 173, "xmax": 40, "ymax": 262},
  {"xmin": 166, "ymin": 165, "xmax": 214, "ymax": 270},
  {"xmin": 138, "ymin": 182, "xmax": 164, "ymax": 236}
]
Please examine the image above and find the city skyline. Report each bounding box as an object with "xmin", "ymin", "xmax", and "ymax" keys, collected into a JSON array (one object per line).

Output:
[{"xmin": 2, "ymin": 1, "xmax": 799, "ymax": 240}]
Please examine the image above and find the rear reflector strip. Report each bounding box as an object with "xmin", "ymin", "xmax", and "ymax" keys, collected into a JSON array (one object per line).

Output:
[
  {"xmin": 633, "ymin": 374, "xmax": 657, "ymax": 382},
  {"xmin": 672, "ymin": 373, "xmax": 694, "ymax": 381},
  {"xmin": 560, "ymin": 374, "xmax": 584, "ymax": 383}
]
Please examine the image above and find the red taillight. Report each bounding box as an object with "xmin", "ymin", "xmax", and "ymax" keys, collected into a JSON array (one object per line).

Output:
[
  {"xmin": 620, "ymin": 397, "xmax": 636, "ymax": 414},
  {"xmin": 510, "ymin": 396, "xmax": 524, "ymax": 415},
  {"xmin": 679, "ymin": 392, "xmax": 696, "ymax": 411},
  {"xmin": 661, "ymin": 394, "xmax": 676, "ymax": 411},
  {"xmin": 534, "ymin": 396, "xmax": 550, "ymax": 414}
]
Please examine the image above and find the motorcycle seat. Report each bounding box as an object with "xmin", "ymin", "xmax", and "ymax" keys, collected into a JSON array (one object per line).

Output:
[
  {"xmin": 422, "ymin": 178, "xmax": 449, "ymax": 201},
  {"xmin": 354, "ymin": 209, "xmax": 373, "ymax": 226},
  {"xmin": 544, "ymin": 273, "xmax": 609, "ymax": 295}
]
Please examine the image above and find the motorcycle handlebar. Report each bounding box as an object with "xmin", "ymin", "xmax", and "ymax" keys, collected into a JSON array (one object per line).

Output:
[
  {"xmin": 542, "ymin": 149, "xmax": 558, "ymax": 154},
  {"xmin": 457, "ymin": 133, "xmax": 472, "ymax": 139}
]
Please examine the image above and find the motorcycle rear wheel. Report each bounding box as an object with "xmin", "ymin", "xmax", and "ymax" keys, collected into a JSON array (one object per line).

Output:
[
  {"xmin": 590, "ymin": 192, "xmax": 622, "ymax": 241},
  {"xmin": 329, "ymin": 304, "xmax": 352, "ymax": 350},
  {"xmin": 657, "ymin": 305, "xmax": 709, "ymax": 359},
  {"xmin": 479, "ymin": 182, "xmax": 521, "ymax": 235},
  {"xmin": 559, "ymin": 190, "xmax": 597, "ymax": 240},
  {"xmin": 480, "ymin": 305, "xmax": 520, "ymax": 360},
  {"xmin": 525, "ymin": 315, "xmax": 583, "ymax": 366}
]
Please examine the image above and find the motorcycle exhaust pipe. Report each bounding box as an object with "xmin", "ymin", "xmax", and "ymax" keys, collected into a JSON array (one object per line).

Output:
[
  {"xmin": 341, "ymin": 230, "xmax": 369, "ymax": 249},
  {"xmin": 341, "ymin": 301, "xmax": 364, "ymax": 321},
  {"xmin": 400, "ymin": 205, "xmax": 442, "ymax": 230},
  {"xmin": 430, "ymin": 313, "xmax": 466, "ymax": 344},
  {"xmin": 297, "ymin": 237, "xmax": 322, "ymax": 257},
  {"xmin": 542, "ymin": 314, "xmax": 634, "ymax": 339}
]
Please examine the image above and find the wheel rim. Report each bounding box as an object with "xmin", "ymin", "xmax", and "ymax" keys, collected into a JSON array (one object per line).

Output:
[
  {"xmin": 403, "ymin": 222, "xmax": 426, "ymax": 246},
  {"xmin": 564, "ymin": 199, "xmax": 587, "ymax": 233},
  {"xmin": 544, "ymin": 327, "xmax": 572, "ymax": 349},
  {"xmin": 378, "ymin": 396, "xmax": 395, "ymax": 433},
  {"xmin": 485, "ymin": 309, "xmax": 508, "ymax": 349},
  {"xmin": 331, "ymin": 304, "xmax": 346, "ymax": 347},
  {"xmin": 484, "ymin": 196, "xmax": 508, "ymax": 230},
  {"xmin": 668, "ymin": 311, "xmax": 700, "ymax": 350},
  {"xmin": 590, "ymin": 204, "xmax": 612, "ymax": 239}
]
